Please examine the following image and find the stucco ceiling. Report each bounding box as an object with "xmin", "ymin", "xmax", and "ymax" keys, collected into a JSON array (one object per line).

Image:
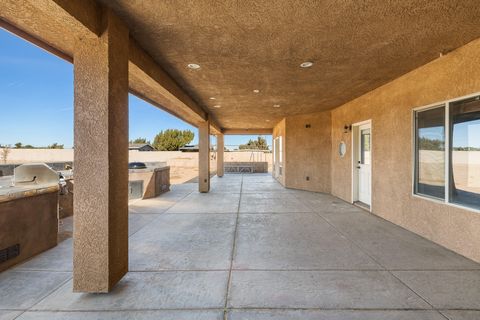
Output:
[{"xmin": 82, "ymin": 1, "xmax": 480, "ymax": 129}]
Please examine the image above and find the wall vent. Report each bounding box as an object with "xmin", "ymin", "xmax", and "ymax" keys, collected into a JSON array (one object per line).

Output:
[{"xmin": 0, "ymin": 244, "xmax": 20, "ymax": 263}]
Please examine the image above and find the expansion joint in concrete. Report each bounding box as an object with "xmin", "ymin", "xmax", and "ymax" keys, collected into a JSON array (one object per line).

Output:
[
  {"xmin": 223, "ymin": 174, "xmax": 243, "ymax": 320},
  {"xmin": 301, "ymin": 197, "xmax": 448, "ymax": 319}
]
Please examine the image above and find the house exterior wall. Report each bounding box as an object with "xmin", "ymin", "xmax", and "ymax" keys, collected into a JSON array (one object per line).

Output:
[
  {"xmin": 272, "ymin": 38, "xmax": 480, "ymax": 263},
  {"xmin": 284, "ymin": 111, "xmax": 332, "ymax": 193},
  {"xmin": 329, "ymin": 38, "xmax": 480, "ymax": 263},
  {"xmin": 138, "ymin": 145, "xmax": 154, "ymax": 151}
]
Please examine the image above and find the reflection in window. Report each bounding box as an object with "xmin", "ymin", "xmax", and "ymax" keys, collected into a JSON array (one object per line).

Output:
[
  {"xmin": 361, "ymin": 129, "xmax": 371, "ymax": 165},
  {"xmin": 450, "ymin": 97, "xmax": 480, "ymax": 209},
  {"xmin": 415, "ymin": 106, "xmax": 445, "ymax": 199}
]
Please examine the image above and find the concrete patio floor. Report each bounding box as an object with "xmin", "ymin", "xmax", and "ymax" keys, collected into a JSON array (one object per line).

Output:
[{"xmin": 1, "ymin": 173, "xmax": 480, "ymax": 319}]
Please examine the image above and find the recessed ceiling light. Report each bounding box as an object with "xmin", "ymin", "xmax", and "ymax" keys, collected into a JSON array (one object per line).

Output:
[
  {"xmin": 253, "ymin": 89, "xmax": 260, "ymax": 93},
  {"xmin": 187, "ymin": 63, "xmax": 201, "ymax": 69},
  {"xmin": 273, "ymin": 104, "xmax": 280, "ymax": 108},
  {"xmin": 300, "ymin": 61, "xmax": 313, "ymax": 68},
  {"xmin": 209, "ymin": 97, "xmax": 216, "ymax": 100},
  {"xmin": 266, "ymin": 120, "xmax": 270, "ymax": 122},
  {"xmin": 213, "ymin": 105, "xmax": 221, "ymax": 108}
]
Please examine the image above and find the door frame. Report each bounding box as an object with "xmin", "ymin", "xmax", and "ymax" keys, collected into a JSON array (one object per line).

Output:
[
  {"xmin": 273, "ymin": 136, "xmax": 281, "ymax": 178},
  {"xmin": 351, "ymin": 119, "xmax": 372, "ymax": 211}
]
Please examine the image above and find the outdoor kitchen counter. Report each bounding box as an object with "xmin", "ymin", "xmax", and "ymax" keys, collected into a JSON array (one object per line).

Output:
[
  {"xmin": 0, "ymin": 185, "xmax": 59, "ymax": 272},
  {"xmin": 129, "ymin": 165, "xmax": 170, "ymax": 199},
  {"xmin": 0, "ymin": 184, "xmax": 59, "ymax": 203},
  {"xmin": 128, "ymin": 166, "xmax": 169, "ymax": 174}
]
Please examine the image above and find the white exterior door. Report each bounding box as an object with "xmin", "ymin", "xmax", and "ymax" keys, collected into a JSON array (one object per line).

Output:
[{"xmin": 357, "ymin": 124, "xmax": 371, "ymax": 205}]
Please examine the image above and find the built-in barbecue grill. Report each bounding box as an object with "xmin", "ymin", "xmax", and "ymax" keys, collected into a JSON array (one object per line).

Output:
[
  {"xmin": 129, "ymin": 162, "xmax": 147, "ymax": 169},
  {"xmin": 0, "ymin": 163, "xmax": 60, "ymax": 202},
  {"xmin": 14, "ymin": 163, "xmax": 59, "ymax": 187}
]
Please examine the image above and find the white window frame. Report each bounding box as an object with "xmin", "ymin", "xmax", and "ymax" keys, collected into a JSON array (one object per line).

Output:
[
  {"xmin": 412, "ymin": 91, "xmax": 480, "ymax": 214},
  {"xmin": 273, "ymin": 136, "xmax": 283, "ymax": 178}
]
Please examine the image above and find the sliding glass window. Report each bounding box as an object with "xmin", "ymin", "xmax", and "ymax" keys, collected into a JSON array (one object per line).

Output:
[
  {"xmin": 414, "ymin": 106, "xmax": 445, "ymax": 199},
  {"xmin": 449, "ymin": 96, "xmax": 480, "ymax": 209},
  {"xmin": 414, "ymin": 94, "xmax": 480, "ymax": 211}
]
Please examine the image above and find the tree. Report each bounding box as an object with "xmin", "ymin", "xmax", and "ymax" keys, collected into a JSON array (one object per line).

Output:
[
  {"xmin": 453, "ymin": 146, "xmax": 480, "ymax": 151},
  {"xmin": 48, "ymin": 143, "xmax": 64, "ymax": 149},
  {"xmin": 418, "ymin": 137, "xmax": 444, "ymax": 151},
  {"xmin": 1, "ymin": 145, "xmax": 11, "ymax": 164},
  {"xmin": 152, "ymin": 129, "xmax": 194, "ymax": 151},
  {"xmin": 239, "ymin": 136, "xmax": 269, "ymax": 150},
  {"xmin": 130, "ymin": 137, "xmax": 150, "ymax": 144},
  {"xmin": 23, "ymin": 145, "xmax": 34, "ymax": 149},
  {"xmin": 14, "ymin": 142, "xmax": 23, "ymax": 149}
]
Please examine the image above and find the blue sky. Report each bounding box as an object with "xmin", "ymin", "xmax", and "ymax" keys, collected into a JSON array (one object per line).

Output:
[
  {"xmin": 0, "ymin": 28, "xmax": 270, "ymax": 149},
  {"xmin": 453, "ymin": 120, "xmax": 480, "ymax": 148},
  {"xmin": 421, "ymin": 122, "xmax": 480, "ymax": 148}
]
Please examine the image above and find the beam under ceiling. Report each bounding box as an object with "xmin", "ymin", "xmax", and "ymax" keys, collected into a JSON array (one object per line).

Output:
[
  {"xmin": 223, "ymin": 129, "xmax": 273, "ymax": 135},
  {"xmin": 0, "ymin": 0, "xmax": 222, "ymax": 134}
]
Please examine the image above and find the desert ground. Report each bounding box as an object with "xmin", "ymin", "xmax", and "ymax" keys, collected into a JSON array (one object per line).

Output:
[{"xmin": 419, "ymin": 150, "xmax": 480, "ymax": 194}]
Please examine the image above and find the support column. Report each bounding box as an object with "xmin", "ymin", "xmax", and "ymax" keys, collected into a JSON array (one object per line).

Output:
[
  {"xmin": 217, "ymin": 134, "xmax": 224, "ymax": 177},
  {"xmin": 199, "ymin": 120, "xmax": 210, "ymax": 192},
  {"xmin": 73, "ymin": 10, "xmax": 129, "ymax": 292}
]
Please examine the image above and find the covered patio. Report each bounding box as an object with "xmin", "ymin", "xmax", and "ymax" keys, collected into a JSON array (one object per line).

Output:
[
  {"xmin": 2, "ymin": 1, "xmax": 480, "ymax": 319},
  {"xmin": 1, "ymin": 174, "xmax": 479, "ymax": 319}
]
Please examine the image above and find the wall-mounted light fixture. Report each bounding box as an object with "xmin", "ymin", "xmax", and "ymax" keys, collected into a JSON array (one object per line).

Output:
[{"xmin": 343, "ymin": 124, "xmax": 352, "ymax": 133}]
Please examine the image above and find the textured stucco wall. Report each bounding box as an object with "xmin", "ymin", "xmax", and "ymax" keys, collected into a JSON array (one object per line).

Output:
[
  {"xmin": 3, "ymin": 149, "xmax": 74, "ymax": 164},
  {"xmin": 284, "ymin": 111, "xmax": 332, "ymax": 193},
  {"xmin": 59, "ymin": 179, "xmax": 74, "ymax": 218},
  {"xmin": 3, "ymin": 150, "xmax": 271, "ymax": 165},
  {"xmin": 330, "ymin": 38, "xmax": 480, "ymax": 263},
  {"xmin": 73, "ymin": 10, "xmax": 129, "ymax": 292},
  {"xmin": 198, "ymin": 121, "xmax": 210, "ymax": 192},
  {"xmin": 224, "ymin": 162, "xmax": 268, "ymax": 173},
  {"xmin": 129, "ymin": 167, "xmax": 170, "ymax": 199},
  {"xmin": 0, "ymin": 192, "xmax": 58, "ymax": 272}
]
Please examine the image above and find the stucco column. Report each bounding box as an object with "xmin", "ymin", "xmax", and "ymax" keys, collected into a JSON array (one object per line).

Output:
[
  {"xmin": 217, "ymin": 134, "xmax": 224, "ymax": 177},
  {"xmin": 199, "ymin": 120, "xmax": 210, "ymax": 192},
  {"xmin": 73, "ymin": 10, "xmax": 129, "ymax": 293}
]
